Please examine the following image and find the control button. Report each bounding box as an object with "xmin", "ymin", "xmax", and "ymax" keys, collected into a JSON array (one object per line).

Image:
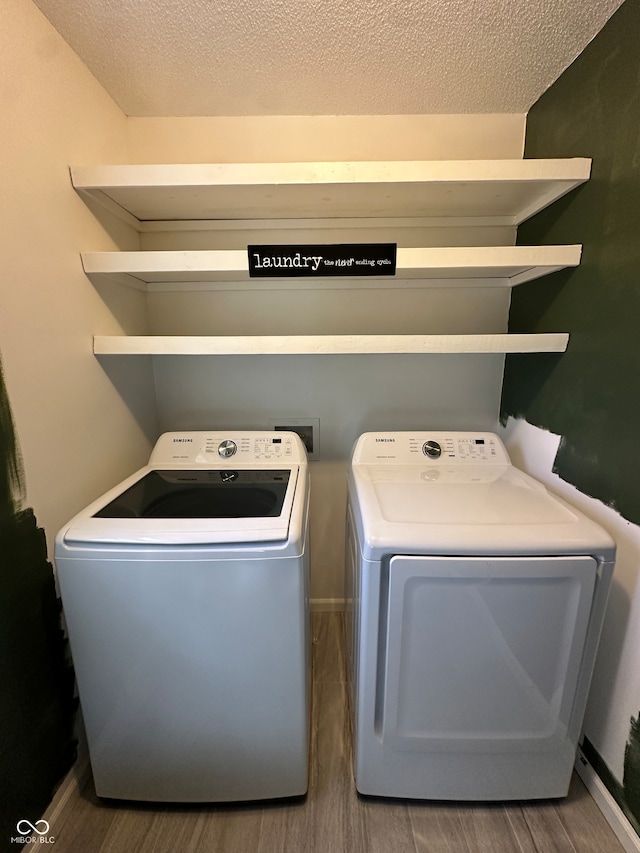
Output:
[
  {"xmin": 422, "ymin": 440, "xmax": 442, "ymax": 459},
  {"xmin": 218, "ymin": 439, "xmax": 237, "ymax": 458}
]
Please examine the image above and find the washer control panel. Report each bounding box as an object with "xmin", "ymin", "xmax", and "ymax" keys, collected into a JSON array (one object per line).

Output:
[
  {"xmin": 149, "ymin": 431, "xmax": 307, "ymax": 465},
  {"xmin": 352, "ymin": 432, "xmax": 511, "ymax": 465}
]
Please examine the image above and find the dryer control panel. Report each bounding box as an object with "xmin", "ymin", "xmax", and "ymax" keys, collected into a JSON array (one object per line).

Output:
[
  {"xmin": 351, "ymin": 432, "xmax": 511, "ymax": 466},
  {"xmin": 149, "ymin": 431, "xmax": 308, "ymax": 466}
]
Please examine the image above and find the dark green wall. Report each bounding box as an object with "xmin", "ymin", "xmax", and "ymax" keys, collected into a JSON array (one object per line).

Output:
[
  {"xmin": 0, "ymin": 357, "xmax": 75, "ymax": 850},
  {"xmin": 501, "ymin": 0, "xmax": 640, "ymax": 524}
]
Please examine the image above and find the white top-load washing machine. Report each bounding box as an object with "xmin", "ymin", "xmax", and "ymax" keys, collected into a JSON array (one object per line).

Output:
[
  {"xmin": 55, "ymin": 431, "xmax": 310, "ymax": 802},
  {"xmin": 345, "ymin": 431, "xmax": 615, "ymax": 801}
]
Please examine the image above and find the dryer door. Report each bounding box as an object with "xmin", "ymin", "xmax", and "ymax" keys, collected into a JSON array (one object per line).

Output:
[{"xmin": 381, "ymin": 555, "xmax": 596, "ymax": 753}]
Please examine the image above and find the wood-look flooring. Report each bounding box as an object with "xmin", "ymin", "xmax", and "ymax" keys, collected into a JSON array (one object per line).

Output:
[{"xmin": 47, "ymin": 612, "xmax": 624, "ymax": 852}]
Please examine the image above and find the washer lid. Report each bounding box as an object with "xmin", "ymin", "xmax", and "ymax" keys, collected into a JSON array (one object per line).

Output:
[
  {"xmin": 62, "ymin": 465, "xmax": 302, "ymax": 545},
  {"xmin": 94, "ymin": 469, "xmax": 291, "ymax": 520}
]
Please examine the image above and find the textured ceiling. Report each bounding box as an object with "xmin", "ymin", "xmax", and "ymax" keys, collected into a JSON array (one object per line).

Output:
[{"xmin": 32, "ymin": 0, "xmax": 625, "ymax": 117}]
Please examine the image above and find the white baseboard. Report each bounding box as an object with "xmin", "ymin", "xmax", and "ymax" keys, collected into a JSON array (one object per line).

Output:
[
  {"xmin": 310, "ymin": 597, "xmax": 344, "ymax": 612},
  {"xmin": 575, "ymin": 747, "xmax": 640, "ymax": 853}
]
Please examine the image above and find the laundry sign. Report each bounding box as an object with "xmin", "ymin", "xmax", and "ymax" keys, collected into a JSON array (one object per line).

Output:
[{"xmin": 247, "ymin": 244, "xmax": 397, "ymax": 277}]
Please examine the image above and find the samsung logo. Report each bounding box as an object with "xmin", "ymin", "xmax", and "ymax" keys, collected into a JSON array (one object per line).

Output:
[
  {"xmin": 375, "ymin": 438, "xmax": 396, "ymax": 443},
  {"xmin": 172, "ymin": 438, "xmax": 193, "ymax": 443}
]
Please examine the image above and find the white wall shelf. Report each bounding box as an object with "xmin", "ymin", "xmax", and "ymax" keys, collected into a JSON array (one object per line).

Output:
[
  {"xmin": 70, "ymin": 159, "xmax": 591, "ymax": 229},
  {"xmin": 94, "ymin": 334, "xmax": 569, "ymax": 356},
  {"xmin": 81, "ymin": 244, "xmax": 582, "ymax": 291},
  {"xmin": 74, "ymin": 157, "xmax": 590, "ymax": 357}
]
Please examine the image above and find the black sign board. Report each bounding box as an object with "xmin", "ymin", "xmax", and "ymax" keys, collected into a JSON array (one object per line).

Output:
[{"xmin": 247, "ymin": 243, "xmax": 397, "ymax": 277}]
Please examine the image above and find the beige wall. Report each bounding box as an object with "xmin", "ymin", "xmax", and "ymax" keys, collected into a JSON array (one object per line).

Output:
[
  {"xmin": 1, "ymin": 0, "xmax": 157, "ymax": 557},
  {"xmin": 126, "ymin": 114, "xmax": 525, "ymax": 163}
]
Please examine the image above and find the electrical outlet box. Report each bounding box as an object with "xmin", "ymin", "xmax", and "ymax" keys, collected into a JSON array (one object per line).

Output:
[{"xmin": 268, "ymin": 418, "xmax": 319, "ymax": 459}]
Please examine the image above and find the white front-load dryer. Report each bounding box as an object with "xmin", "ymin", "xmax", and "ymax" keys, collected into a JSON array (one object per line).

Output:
[
  {"xmin": 345, "ymin": 431, "xmax": 615, "ymax": 801},
  {"xmin": 55, "ymin": 431, "xmax": 310, "ymax": 802}
]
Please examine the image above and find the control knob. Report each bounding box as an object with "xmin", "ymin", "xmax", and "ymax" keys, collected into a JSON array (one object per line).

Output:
[
  {"xmin": 422, "ymin": 440, "xmax": 442, "ymax": 459},
  {"xmin": 218, "ymin": 439, "xmax": 237, "ymax": 458}
]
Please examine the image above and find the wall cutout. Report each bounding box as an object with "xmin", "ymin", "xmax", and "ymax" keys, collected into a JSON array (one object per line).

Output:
[{"xmin": 0, "ymin": 356, "xmax": 76, "ymax": 845}]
